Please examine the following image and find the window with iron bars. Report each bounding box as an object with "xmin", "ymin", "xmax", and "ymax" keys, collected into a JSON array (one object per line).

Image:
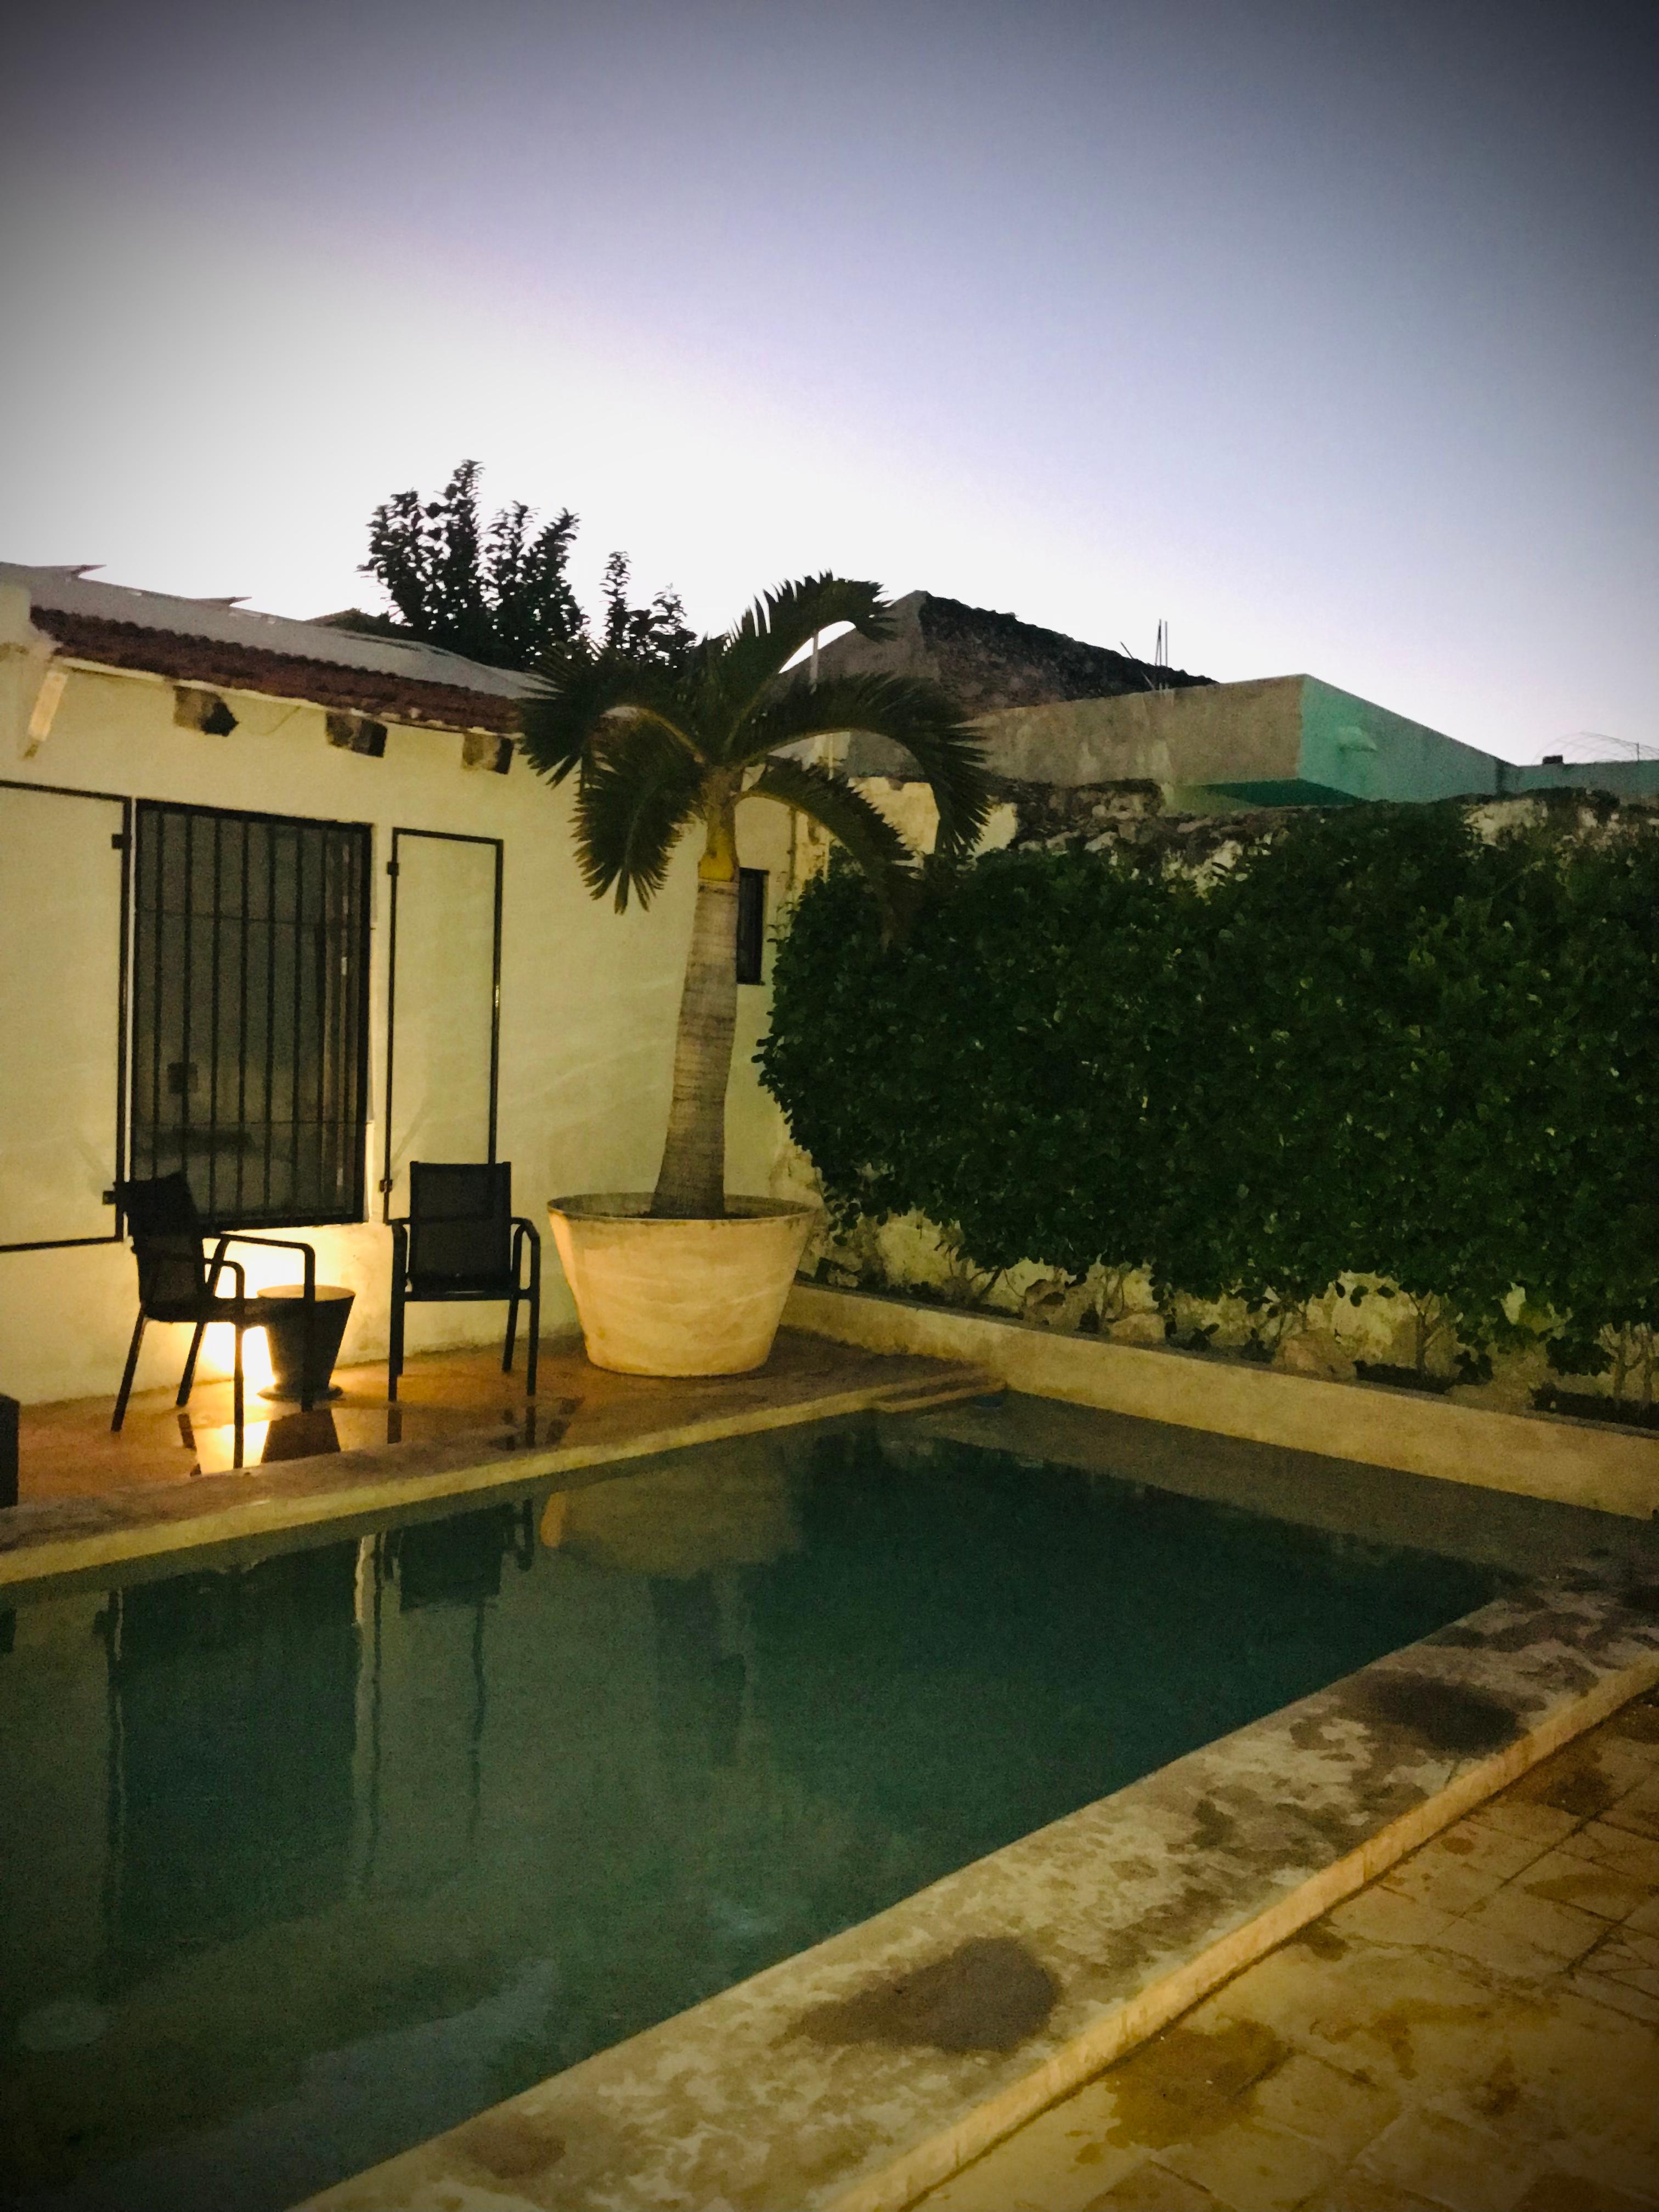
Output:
[{"xmin": 129, "ymin": 801, "xmax": 371, "ymax": 1228}]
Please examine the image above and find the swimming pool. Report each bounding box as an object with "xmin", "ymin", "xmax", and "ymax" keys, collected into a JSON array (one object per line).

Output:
[{"xmin": 0, "ymin": 1414, "xmax": 1502, "ymax": 2210}]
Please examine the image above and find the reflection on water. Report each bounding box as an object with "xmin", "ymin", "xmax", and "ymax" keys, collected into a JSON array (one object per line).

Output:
[
  {"xmin": 100, "ymin": 1549, "xmax": 358, "ymax": 1983},
  {"xmin": 175, "ymin": 1397, "xmax": 580, "ymax": 1476},
  {"xmin": 542, "ymin": 1435, "xmax": 802, "ymax": 1578},
  {"xmin": 0, "ymin": 1421, "xmax": 1501, "ymax": 2212},
  {"xmin": 390, "ymin": 1502, "xmax": 535, "ymax": 1612}
]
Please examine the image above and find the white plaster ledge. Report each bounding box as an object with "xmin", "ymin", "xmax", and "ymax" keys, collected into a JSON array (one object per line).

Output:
[{"xmin": 786, "ymin": 1282, "xmax": 1659, "ymax": 1520}]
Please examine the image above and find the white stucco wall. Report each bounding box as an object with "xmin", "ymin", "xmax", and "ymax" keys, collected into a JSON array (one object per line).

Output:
[{"xmin": 0, "ymin": 650, "xmax": 793, "ymax": 1402}]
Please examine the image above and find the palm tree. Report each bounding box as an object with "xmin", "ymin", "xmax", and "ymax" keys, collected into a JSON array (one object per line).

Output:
[{"xmin": 518, "ymin": 575, "xmax": 994, "ymax": 1219}]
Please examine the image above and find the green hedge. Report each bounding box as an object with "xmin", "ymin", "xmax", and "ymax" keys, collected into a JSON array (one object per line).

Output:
[{"xmin": 757, "ymin": 804, "xmax": 1659, "ymax": 1369}]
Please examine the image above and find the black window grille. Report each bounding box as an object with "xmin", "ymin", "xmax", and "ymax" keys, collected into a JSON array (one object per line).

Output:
[
  {"xmin": 736, "ymin": 866, "xmax": 768, "ymax": 985},
  {"xmin": 129, "ymin": 802, "xmax": 371, "ymax": 1228}
]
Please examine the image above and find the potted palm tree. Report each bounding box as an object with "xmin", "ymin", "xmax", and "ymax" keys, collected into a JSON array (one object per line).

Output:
[{"xmin": 519, "ymin": 574, "xmax": 992, "ymax": 1376}]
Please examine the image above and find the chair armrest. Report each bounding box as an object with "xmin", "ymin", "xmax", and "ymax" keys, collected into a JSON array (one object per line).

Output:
[
  {"xmin": 511, "ymin": 1217, "xmax": 541, "ymax": 1285},
  {"xmin": 206, "ymin": 1255, "xmax": 247, "ymax": 1310},
  {"xmin": 217, "ymin": 1233, "xmax": 315, "ymax": 1297}
]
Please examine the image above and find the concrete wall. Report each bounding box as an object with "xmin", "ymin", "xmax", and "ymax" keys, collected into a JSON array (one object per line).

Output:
[
  {"xmin": 0, "ymin": 648, "xmax": 793, "ymax": 1402},
  {"xmin": 952, "ymin": 676, "xmax": 1306, "ymax": 794},
  {"xmin": 1295, "ymin": 678, "xmax": 1503, "ymax": 804},
  {"xmin": 964, "ymin": 676, "xmax": 1502, "ymax": 808},
  {"xmin": 871, "ymin": 673, "xmax": 1659, "ymax": 811}
]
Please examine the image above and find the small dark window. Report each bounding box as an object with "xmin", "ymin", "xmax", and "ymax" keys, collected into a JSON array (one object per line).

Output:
[
  {"xmin": 129, "ymin": 801, "xmax": 371, "ymax": 1227},
  {"xmin": 736, "ymin": 867, "xmax": 768, "ymax": 984}
]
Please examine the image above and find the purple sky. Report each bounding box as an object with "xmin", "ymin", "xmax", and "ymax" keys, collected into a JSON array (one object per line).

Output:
[{"xmin": 2, "ymin": 1, "xmax": 1654, "ymax": 760}]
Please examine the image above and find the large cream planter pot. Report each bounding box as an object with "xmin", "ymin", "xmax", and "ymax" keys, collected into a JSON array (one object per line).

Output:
[{"xmin": 546, "ymin": 1194, "xmax": 818, "ymax": 1377}]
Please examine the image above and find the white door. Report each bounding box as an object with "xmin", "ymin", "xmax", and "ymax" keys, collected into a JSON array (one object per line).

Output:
[
  {"xmin": 0, "ymin": 782, "xmax": 127, "ymax": 1248},
  {"xmin": 381, "ymin": 831, "xmax": 500, "ymax": 1218}
]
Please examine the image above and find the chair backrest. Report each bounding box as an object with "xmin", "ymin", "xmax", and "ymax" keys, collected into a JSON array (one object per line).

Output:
[
  {"xmin": 117, "ymin": 1173, "xmax": 207, "ymax": 1311},
  {"xmin": 405, "ymin": 1162, "xmax": 512, "ymax": 1293}
]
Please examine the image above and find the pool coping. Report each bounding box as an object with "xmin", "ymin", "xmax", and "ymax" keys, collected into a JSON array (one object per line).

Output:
[
  {"xmin": 300, "ymin": 1560, "xmax": 1659, "ymax": 2212},
  {"xmin": 0, "ymin": 1348, "xmax": 996, "ymax": 1593},
  {"xmin": 786, "ymin": 1281, "xmax": 1659, "ymax": 1520}
]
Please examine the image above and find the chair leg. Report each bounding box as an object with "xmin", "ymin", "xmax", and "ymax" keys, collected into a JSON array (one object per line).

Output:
[
  {"xmin": 388, "ymin": 1280, "xmax": 404, "ymax": 1402},
  {"xmin": 503, "ymin": 1291, "xmax": 518, "ymax": 1376},
  {"xmin": 112, "ymin": 1312, "xmax": 146, "ymax": 1432},
  {"xmin": 233, "ymin": 1325, "xmax": 245, "ymax": 1469},
  {"xmin": 177, "ymin": 1321, "xmax": 208, "ymax": 1408},
  {"xmin": 526, "ymin": 1254, "xmax": 540, "ymax": 1399}
]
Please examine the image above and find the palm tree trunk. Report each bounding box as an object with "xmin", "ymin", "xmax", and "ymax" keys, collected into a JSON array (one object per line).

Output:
[{"xmin": 651, "ymin": 804, "xmax": 740, "ymax": 1218}]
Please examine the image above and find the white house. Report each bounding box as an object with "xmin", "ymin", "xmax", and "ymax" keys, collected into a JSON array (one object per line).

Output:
[{"xmin": 0, "ymin": 563, "xmax": 793, "ymax": 1404}]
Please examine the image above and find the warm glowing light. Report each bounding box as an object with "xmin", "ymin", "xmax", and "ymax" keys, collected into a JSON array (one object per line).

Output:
[
  {"xmin": 204, "ymin": 1323, "xmax": 274, "ymax": 1394},
  {"xmin": 197, "ymin": 1420, "xmax": 270, "ymax": 1473}
]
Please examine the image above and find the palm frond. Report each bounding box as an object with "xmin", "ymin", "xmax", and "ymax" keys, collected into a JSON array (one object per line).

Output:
[
  {"xmin": 715, "ymin": 575, "xmax": 894, "ymax": 739},
  {"xmin": 575, "ymin": 724, "xmax": 706, "ymax": 910},
  {"xmin": 745, "ymin": 757, "xmax": 919, "ymax": 935},
  {"xmin": 737, "ymin": 672, "xmax": 994, "ymax": 859},
  {"xmin": 517, "ymin": 648, "xmax": 703, "ymax": 786}
]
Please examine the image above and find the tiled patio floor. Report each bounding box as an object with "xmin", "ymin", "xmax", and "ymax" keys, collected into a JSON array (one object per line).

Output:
[
  {"xmin": 15, "ymin": 1337, "xmax": 571, "ymax": 1497},
  {"xmin": 2, "ymin": 1329, "xmax": 996, "ymax": 1587},
  {"xmin": 919, "ymin": 1692, "xmax": 1659, "ymax": 2212},
  {"xmin": 13, "ymin": 1328, "xmax": 990, "ymax": 1503}
]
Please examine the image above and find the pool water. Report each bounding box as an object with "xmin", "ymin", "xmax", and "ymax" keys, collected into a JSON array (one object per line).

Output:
[{"xmin": 0, "ymin": 1417, "xmax": 1503, "ymax": 2209}]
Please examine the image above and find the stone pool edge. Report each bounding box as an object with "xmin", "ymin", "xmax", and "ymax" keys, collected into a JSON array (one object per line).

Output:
[
  {"xmin": 0, "ymin": 1356, "xmax": 995, "ymax": 1592},
  {"xmin": 787, "ymin": 1280, "xmax": 1659, "ymax": 1520},
  {"xmin": 298, "ymin": 1562, "xmax": 1659, "ymax": 2212}
]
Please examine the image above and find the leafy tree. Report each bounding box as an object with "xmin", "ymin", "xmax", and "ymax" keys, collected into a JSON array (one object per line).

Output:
[
  {"xmin": 518, "ymin": 575, "xmax": 994, "ymax": 1219},
  {"xmin": 361, "ymin": 459, "xmax": 691, "ymax": 671},
  {"xmin": 600, "ymin": 550, "xmax": 695, "ymax": 665}
]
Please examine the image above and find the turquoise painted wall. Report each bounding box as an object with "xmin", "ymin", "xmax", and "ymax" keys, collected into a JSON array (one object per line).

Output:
[
  {"xmin": 1295, "ymin": 679, "xmax": 1659, "ymax": 806},
  {"xmin": 1296, "ymin": 678, "xmax": 1500, "ymax": 803}
]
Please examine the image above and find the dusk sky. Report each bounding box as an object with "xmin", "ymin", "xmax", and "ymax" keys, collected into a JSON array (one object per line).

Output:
[{"xmin": 2, "ymin": 1, "xmax": 1653, "ymax": 761}]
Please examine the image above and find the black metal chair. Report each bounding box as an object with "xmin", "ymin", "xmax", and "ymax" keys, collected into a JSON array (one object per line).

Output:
[
  {"xmin": 388, "ymin": 1162, "xmax": 540, "ymax": 1402},
  {"xmin": 112, "ymin": 1175, "xmax": 320, "ymax": 1451}
]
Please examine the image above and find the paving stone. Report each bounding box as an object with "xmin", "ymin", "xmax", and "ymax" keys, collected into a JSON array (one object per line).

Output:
[
  {"xmin": 1153, "ymin": 2115, "xmax": 1345, "ymax": 2211},
  {"xmin": 1473, "ymin": 1988, "xmax": 1659, "ymax": 2145},
  {"xmin": 1184, "ymin": 1944, "xmax": 1337, "ymax": 2039},
  {"xmin": 1278, "ymin": 1945, "xmax": 1511, "ymax": 2089},
  {"xmin": 1502, "ymin": 1740, "xmax": 1651, "ymax": 1825},
  {"xmin": 1382, "ymin": 1842, "xmax": 1511, "ymax": 1918},
  {"xmin": 1475, "ymin": 1799, "xmax": 1582, "ymax": 1850},
  {"xmin": 1564, "ymin": 1971, "xmax": 1659, "ymax": 2026},
  {"xmin": 1299, "ymin": 2175, "xmax": 1448, "ymax": 2212},
  {"xmin": 1582, "ymin": 1929, "xmax": 1659, "ymax": 1990},
  {"xmin": 1351, "ymin": 2103, "xmax": 1545, "ymax": 2211},
  {"xmin": 1599, "ymin": 1696, "xmax": 1659, "ymax": 1750},
  {"xmin": 1329, "ymin": 1886, "xmax": 1460, "ymax": 1949},
  {"xmin": 1249, "ymin": 2050, "xmax": 1399, "ymax": 2162},
  {"xmin": 917, "ymin": 2092, "xmax": 1147, "ymax": 2211},
  {"xmin": 1562, "ymin": 1822, "xmax": 1659, "ymax": 1886},
  {"xmin": 1077, "ymin": 2163, "xmax": 1223, "ymax": 2211},
  {"xmin": 1427, "ymin": 1908, "xmax": 1566, "ymax": 1985},
  {"xmin": 1509, "ymin": 2171, "xmax": 1659, "ymax": 2211},
  {"xmin": 1514, "ymin": 1848, "xmax": 1651, "ymax": 1922},
  {"xmin": 1428, "ymin": 1814, "xmax": 1561, "ymax": 1884},
  {"xmin": 1444, "ymin": 1884, "xmax": 1610, "ymax": 1966},
  {"xmin": 1602, "ymin": 1778, "xmax": 1659, "ymax": 1843}
]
